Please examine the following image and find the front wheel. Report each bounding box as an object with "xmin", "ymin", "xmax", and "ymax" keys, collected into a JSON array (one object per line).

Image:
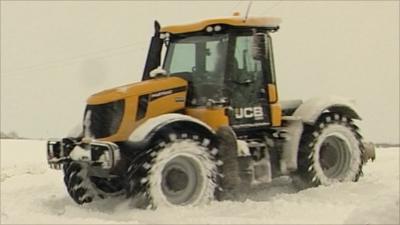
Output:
[
  {"xmin": 63, "ymin": 162, "xmax": 124, "ymax": 204},
  {"xmin": 295, "ymin": 113, "xmax": 364, "ymax": 187},
  {"xmin": 126, "ymin": 132, "xmax": 218, "ymax": 208}
]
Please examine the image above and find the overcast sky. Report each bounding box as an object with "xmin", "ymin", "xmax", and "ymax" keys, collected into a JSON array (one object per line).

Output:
[{"xmin": 1, "ymin": 1, "xmax": 399, "ymax": 143}]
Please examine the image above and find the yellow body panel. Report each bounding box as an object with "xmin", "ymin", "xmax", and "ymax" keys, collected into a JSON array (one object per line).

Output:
[
  {"xmin": 185, "ymin": 107, "xmax": 229, "ymax": 130},
  {"xmin": 146, "ymin": 91, "xmax": 187, "ymax": 118},
  {"xmin": 267, "ymin": 84, "xmax": 278, "ymax": 103},
  {"xmin": 87, "ymin": 77, "xmax": 187, "ymax": 105},
  {"xmin": 267, "ymin": 83, "xmax": 282, "ymax": 126},
  {"xmin": 87, "ymin": 77, "xmax": 188, "ymax": 142},
  {"xmin": 160, "ymin": 16, "xmax": 281, "ymax": 34},
  {"xmin": 270, "ymin": 103, "xmax": 282, "ymax": 127}
]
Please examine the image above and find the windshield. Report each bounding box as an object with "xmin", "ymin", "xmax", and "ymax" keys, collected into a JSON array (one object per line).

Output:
[{"xmin": 164, "ymin": 34, "xmax": 229, "ymax": 106}]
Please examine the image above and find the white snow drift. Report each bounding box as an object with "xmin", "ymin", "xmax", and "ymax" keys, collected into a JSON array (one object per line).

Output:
[{"xmin": 1, "ymin": 139, "xmax": 399, "ymax": 224}]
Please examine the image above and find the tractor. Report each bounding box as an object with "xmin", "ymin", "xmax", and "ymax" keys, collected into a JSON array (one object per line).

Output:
[{"xmin": 47, "ymin": 14, "xmax": 375, "ymax": 208}]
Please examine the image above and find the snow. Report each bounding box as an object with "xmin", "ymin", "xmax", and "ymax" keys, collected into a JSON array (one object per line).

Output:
[
  {"xmin": 149, "ymin": 67, "xmax": 167, "ymax": 78},
  {"xmin": 116, "ymin": 86, "xmax": 130, "ymax": 94},
  {"xmin": 1, "ymin": 139, "xmax": 399, "ymax": 224},
  {"xmin": 281, "ymin": 118, "xmax": 303, "ymax": 174}
]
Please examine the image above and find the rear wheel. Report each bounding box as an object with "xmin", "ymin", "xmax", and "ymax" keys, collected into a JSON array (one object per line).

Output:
[
  {"xmin": 125, "ymin": 132, "xmax": 218, "ymax": 208},
  {"xmin": 295, "ymin": 113, "xmax": 364, "ymax": 188},
  {"xmin": 63, "ymin": 162, "xmax": 124, "ymax": 204}
]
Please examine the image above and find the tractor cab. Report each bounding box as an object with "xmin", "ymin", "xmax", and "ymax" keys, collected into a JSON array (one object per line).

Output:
[{"xmin": 143, "ymin": 15, "xmax": 282, "ymax": 131}]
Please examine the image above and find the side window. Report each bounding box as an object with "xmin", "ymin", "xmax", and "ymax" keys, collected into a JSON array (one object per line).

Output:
[
  {"xmin": 205, "ymin": 41, "xmax": 218, "ymax": 72},
  {"xmin": 168, "ymin": 43, "xmax": 195, "ymax": 73},
  {"xmin": 205, "ymin": 39, "xmax": 228, "ymax": 74},
  {"xmin": 234, "ymin": 36, "xmax": 262, "ymax": 74}
]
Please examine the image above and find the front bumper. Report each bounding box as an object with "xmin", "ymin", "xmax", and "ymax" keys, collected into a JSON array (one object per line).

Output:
[{"xmin": 47, "ymin": 138, "xmax": 120, "ymax": 170}]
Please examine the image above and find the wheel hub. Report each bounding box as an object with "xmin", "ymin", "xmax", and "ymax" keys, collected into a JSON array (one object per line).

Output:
[
  {"xmin": 161, "ymin": 155, "xmax": 203, "ymax": 205},
  {"xmin": 165, "ymin": 168, "xmax": 189, "ymax": 192},
  {"xmin": 319, "ymin": 135, "xmax": 351, "ymax": 179}
]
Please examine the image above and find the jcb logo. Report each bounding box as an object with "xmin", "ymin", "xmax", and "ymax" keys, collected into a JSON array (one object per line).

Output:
[{"xmin": 235, "ymin": 106, "xmax": 264, "ymax": 120}]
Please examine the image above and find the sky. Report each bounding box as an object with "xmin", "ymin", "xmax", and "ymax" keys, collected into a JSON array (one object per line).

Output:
[{"xmin": 1, "ymin": 1, "xmax": 399, "ymax": 143}]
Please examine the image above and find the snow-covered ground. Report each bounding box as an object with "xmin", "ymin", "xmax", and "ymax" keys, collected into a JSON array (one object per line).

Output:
[{"xmin": 1, "ymin": 139, "xmax": 399, "ymax": 224}]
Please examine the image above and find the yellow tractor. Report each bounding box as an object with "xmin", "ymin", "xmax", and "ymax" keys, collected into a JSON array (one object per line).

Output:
[{"xmin": 47, "ymin": 14, "xmax": 375, "ymax": 207}]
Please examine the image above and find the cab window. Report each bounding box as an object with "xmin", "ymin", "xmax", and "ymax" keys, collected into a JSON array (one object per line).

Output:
[{"xmin": 164, "ymin": 34, "xmax": 228, "ymax": 106}]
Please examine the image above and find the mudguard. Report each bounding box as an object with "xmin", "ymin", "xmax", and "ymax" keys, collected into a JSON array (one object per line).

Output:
[
  {"xmin": 293, "ymin": 96, "xmax": 361, "ymax": 124},
  {"xmin": 128, "ymin": 113, "xmax": 214, "ymax": 142},
  {"xmin": 280, "ymin": 96, "xmax": 362, "ymax": 174}
]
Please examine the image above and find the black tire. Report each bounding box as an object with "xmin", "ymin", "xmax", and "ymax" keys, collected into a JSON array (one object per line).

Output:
[
  {"xmin": 125, "ymin": 132, "xmax": 218, "ymax": 208},
  {"xmin": 63, "ymin": 161, "xmax": 124, "ymax": 204},
  {"xmin": 295, "ymin": 112, "xmax": 364, "ymax": 188}
]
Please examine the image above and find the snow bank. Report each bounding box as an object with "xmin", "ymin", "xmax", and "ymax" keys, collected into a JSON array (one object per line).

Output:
[{"xmin": 1, "ymin": 139, "xmax": 399, "ymax": 224}]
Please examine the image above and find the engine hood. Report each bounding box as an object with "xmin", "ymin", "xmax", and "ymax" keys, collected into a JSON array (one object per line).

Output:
[{"xmin": 87, "ymin": 76, "xmax": 187, "ymax": 105}]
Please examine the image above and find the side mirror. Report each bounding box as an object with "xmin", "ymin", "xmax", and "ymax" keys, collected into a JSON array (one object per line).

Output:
[{"xmin": 252, "ymin": 33, "xmax": 268, "ymax": 60}]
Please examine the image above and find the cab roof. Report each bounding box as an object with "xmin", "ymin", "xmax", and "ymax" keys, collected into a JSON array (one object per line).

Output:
[{"xmin": 160, "ymin": 15, "xmax": 281, "ymax": 34}]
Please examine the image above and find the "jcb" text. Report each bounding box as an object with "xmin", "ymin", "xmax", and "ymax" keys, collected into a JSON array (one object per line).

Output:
[{"xmin": 235, "ymin": 107, "xmax": 264, "ymax": 120}]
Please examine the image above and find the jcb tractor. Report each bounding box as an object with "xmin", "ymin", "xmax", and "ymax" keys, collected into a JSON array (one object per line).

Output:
[{"xmin": 47, "ymin": 14, "xmax": 375, "ymax": 207}]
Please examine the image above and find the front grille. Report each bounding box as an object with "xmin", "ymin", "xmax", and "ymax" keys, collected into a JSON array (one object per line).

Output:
[{"xmin": 83, "ymin": 100, "xmax": 125, "ymax": 139}]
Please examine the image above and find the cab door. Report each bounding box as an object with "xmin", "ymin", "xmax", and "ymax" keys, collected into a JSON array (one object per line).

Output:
[{"xmin": 226, "ymin": 34, "xmax": 271, "ymax": 130}]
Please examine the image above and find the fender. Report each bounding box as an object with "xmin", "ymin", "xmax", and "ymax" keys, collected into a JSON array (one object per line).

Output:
[
  {"xmin": 293, "ymin": 96, "xmax": 361, "ymax": 124},
  {"xmin": 129, "ymin": 113, "xmax": 215, "ymax": 142},
  {"xmin": 280, "ymin": 96, "xmax": 361, "ymax": 174}
]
